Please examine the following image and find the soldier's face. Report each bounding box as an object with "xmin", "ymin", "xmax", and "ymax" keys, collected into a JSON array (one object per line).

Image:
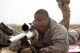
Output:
[{"xmin": 34, "ymin": 14, "xmax": 49, "ymax": 33}]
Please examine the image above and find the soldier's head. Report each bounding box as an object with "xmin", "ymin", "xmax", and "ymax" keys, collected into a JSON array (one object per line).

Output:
[{"xmin": 33, "ymin": 9, "xmax": 50, "ymax": 33}]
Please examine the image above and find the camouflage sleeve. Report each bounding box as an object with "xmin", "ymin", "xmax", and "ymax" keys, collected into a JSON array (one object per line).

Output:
[
  {"xmin": 65, "ymin": 0, "xmax": 70, "ymax": 4},
  {"xmin": 56, "ymin": 0, "xmax": 70, "ymax": 4},
  {"xmin": 68, "ymin": 29, "xmax": 79, "ymax": 44}
]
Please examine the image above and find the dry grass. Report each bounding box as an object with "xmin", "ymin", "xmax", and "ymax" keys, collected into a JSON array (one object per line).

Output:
[
  {"xmin": 9, "ymin": 24, "xmax": 80, "ymax": 32},
  {"xmin": 8, "ymin": 24, "xmax": 22, "ymax": 32}
]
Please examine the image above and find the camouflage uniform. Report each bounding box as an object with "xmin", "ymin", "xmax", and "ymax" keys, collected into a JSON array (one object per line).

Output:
[
  {"xmin": 68, "ymin": 29, "xmax": 80, "ymax": 44},
  {"xmin": 34, "ymin": 18, "xmax": 69, "ymax": 53}
]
